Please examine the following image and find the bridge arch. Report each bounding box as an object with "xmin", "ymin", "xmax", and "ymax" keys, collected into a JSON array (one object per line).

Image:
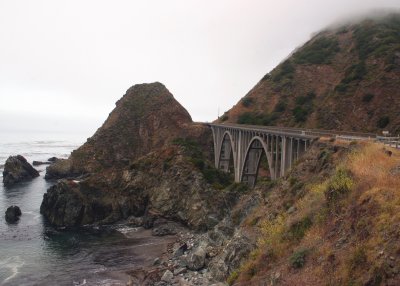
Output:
[
  {"xmin": 240, "ymin": 136, "xmax": 275, "ymax": 187},
  {"xmin": 217, "ymin": 131, "xmax": 237, "ymax": 173}
]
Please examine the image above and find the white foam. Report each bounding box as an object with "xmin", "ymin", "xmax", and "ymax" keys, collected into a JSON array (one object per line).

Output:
[
  {"xmin": 116, "ymin": 226, "xmax": 139, "ymax": 236},
  {"xmin": 0, "ymin": 256, "xmax": 25, "ymax": 283}
]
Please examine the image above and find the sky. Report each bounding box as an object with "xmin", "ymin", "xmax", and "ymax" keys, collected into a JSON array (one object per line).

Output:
[{"xmin": 0, "ymin": 0, "xmax": 399, "ymax": 136}]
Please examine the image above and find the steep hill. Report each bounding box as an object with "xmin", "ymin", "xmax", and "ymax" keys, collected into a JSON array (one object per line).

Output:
[
  {"xmin": 218, "ymin": 13, "xmax": 400, "ymax": 135},
  {"xmin": 46, "ymin": 82, "xmax": 207, "ymax": 178}
]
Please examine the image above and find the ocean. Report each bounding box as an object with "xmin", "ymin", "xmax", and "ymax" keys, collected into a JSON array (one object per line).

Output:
[{"xmin": 0, "ymin": 131, "xmax": 163, "ymax": 285}]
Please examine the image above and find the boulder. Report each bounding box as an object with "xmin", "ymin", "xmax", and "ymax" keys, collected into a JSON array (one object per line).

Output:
[
  {"xmin": 161, "ymin": 270, "xmax": 173, "ymax": 283},
  {"xmin": 33, "ymin": 161, "xmax": 51, "ymax": 166},
  {"xmin": 152, "ymin": 221, "xmax": 179, "ymax": 236},
  {"xmin": 186, "ymin": 245, "xmax": 207, "ymax": 270},
  {"xmin": 5, "ymin": 206, "xmax": 22, "ymax": 223},
  {"xmin": 3, "ymin": 155, "xmax": 39, "ymax": 186},
  {"xmin": 45, "ymin": 159, "xmax": 75, "ymax": 180},
  {"xmin": 47, "ymin": 157, "xmax": 59, "ymax": 162}
]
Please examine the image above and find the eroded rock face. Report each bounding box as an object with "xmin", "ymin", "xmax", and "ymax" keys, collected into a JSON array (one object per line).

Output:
[
  {"xmin": 45, "ymin": 82, "xmax": 195, "ymax": 179},
  {"xmin": 5, "ymin": 206, "xmax": 22, "ymax": 223},
  {"xmin": 40, "ymin": 144, "xmax": 237, "ymax": 230},
  {"xmin": 40, "ymin": 82, "xmax": 224, "ymax": 229},
  {"xmin": 3, "ymin": 155, "xmax": 39, "ymax": 186}
]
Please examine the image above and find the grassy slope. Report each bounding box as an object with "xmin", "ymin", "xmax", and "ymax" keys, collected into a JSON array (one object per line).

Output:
[
  {"xmin": 227, "ymin": 141, "xmax": 400, "ymax": 285},
  {"xmin": 219, "ymin": 14, "xmax": 400, "ymax": 134}
]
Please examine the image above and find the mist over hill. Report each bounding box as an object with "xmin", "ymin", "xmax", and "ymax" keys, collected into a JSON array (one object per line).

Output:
[{"xmin": 219, "ymin": 12, "xmax": 400, "ymax": 135}]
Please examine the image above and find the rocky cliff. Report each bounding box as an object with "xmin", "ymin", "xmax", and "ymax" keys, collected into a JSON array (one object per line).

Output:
[
  {"xmin": 219, "ymin": 13, "xmax": 400, "ymax": 134},
  {"xmin": 46, "ymin": 82, "xmax": 198, "ymax": 179},
  {"xmin": 41, "ymin": 82, "xmax": 239, "ymax": 230}
]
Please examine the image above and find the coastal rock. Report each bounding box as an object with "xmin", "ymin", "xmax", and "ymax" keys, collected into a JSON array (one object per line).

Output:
[
  {"xmin": 45, "ymin": 159, "xmax": 77, "ymax": 180},
  {"xmin": 40, "ymin": 180, "xmax": 85, "ymax": 226},
  {"xmin": 186, "ymin": 245, "xmax": 207, "ymax": 270},
  {"xmin": 45, "ymin": 82, "xmax": 194, "ymax": 179},
  {"xmin": 5, "ymin": 206, "xmax": 22, "ymax": 223},
  {"xmin": 47, "ymin": 157, "xmax": 59, "ymax": 162},
  {"xmin": 161, "ymin": 270, "xmax": 173, "ymax": 283},
  {"xmin": 3, "ymin": 155, "xmax": 39, "ymax": 186},
  {"xmin": 33, "ymin": 161, "xmax": 51, "ymax": 166},
  {"xmin": 208, "ymin": 230, "xmax": 255, "ymax": 281}
]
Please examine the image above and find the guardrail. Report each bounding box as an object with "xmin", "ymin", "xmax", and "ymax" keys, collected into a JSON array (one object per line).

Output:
[{"xmin": 205, "ymin": 122, "xmax": 400, "ymax": 149}]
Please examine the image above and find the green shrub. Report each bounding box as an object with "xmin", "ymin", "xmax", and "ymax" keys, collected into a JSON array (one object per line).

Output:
[
  {"xmin": 220, "ymin": 114, "xmax": 229, "ymax": 122},
  {"xmin": 274, "ymin": 100, "xmax": 287, "ymax": 112},
  {"xmin": 290, "ymin": 249, "xmax": 309, "ymax": 269},
  {"xmin": 227, "ymin": 270, "xmax": 239, "ymax": 285},
  {"xmin": 292, "ymin": 92, "xmax": 315, "ymax": 122},
  {"xmin": 325, "ymin": 168, "xmax": 353, "ymax": 205},
  {"xmin": 362, "ymin": 93, "xmax": 374, "ymax": 103},
  {"xmin": 173, "ymin": 138, "xmax": 233, "ymax": 189},
  {"xmin": 242, "ymin": 97, "xmax": 254, "ymax": 107},
  {"xmin": 202, "ymin": 167, "xmax": 232, "ymax": 189},
  {"xmin": 226, "ymin": 182, "xmax": 249, "ymax": 193},
  {"xmin": 285, "ymin": 216, "xmax": 312, "ymax": 241},
  {"xmin": 348, "ymin": 246, "xmax": 367, "ymax": 271},
  {"xmin": 237, "ymin": 112, "xmax": 275, "ymax": 126},
  {"xmin": 272, "ymin": 60, "xmax": 295, "ymax": 82},
  {"xmin": 294, "ymin": 37, "xmax": 339, "ymax": 65},
  {"xmin": 377, "ymin": 116, "xmax": 390, "ymax": 128},
  {"xmin": 354, "ymin": 16, "xmax": 400, "ymax": 60},
  {"xmin": 293, "ymin": 106, "xmax": 310, "ymax": 122},
  {"xmin": 335, "ymin": 82, "xmax": 349, "ymax": 93},
  {"xmin": 341, "ymin": 62, "xmax": 367, "ymax": 84}
]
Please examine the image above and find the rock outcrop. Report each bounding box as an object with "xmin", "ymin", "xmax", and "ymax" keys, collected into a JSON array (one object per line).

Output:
[
  {"xmin": 45, "ymin": 82, "xmax": 196, "ymax": 179},
  {"xmin": 3, "ymin": 155, "xmax": 39, "ymax": 186},
  {"xmin": 5, "ymin": 206, "xmax": 22, "ymax": 223},
  {"xmin": 40, "ymin": 82, "xmax": 227, "ymax": 229},
  {"xmin": 41, "ymin": 143, "xmax": 238, "ymax": 229}
]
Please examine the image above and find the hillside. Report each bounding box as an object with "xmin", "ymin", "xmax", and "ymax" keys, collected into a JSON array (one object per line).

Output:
[
  {"xmin": 218, "ymin": 13, "xmax": 400, "ymax": 135},
  {"xmin": 225, "ymin": 141, "xmax": 400, "ymax": 286}
]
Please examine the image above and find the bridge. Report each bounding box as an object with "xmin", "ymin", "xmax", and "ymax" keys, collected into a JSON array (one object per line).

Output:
[{"xmin": 208, "ymin": 123, "xmax": 399, "ymax": 187}]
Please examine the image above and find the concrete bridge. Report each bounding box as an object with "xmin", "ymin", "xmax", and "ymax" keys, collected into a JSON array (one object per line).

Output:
[
  {"xmin": 208, "ymin": 123, "xmax": 399, "ymax": 187},
  {"xmin": 209, "ymin": 123, "xmax": 317, "ymax": 187}
]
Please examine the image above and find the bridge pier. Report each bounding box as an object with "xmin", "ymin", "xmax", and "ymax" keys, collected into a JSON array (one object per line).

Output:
[{"xmin": 210, "ymin": 124, "xmax": 316, "ymax": 187}]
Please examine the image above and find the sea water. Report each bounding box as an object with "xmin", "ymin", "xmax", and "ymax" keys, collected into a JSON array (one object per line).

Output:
[{"xmin": 0, "ymin": 131, "xmax": 149, "ymax": 285}]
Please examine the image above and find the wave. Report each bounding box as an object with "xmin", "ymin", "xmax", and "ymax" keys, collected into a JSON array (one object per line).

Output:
[{"xmin": 0, "ymin": 256, "xmax": 25, "ymax": 283}]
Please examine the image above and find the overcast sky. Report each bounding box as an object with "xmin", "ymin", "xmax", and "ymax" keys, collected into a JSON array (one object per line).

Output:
[{"xmin": 0, "ymin": 0, "xmax": 399, "ymax": 136}]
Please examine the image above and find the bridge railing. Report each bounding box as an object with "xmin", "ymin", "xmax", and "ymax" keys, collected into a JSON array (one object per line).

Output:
[{"xmin": 207, "ymin": 123, "xmax": 400, "ymax": 149}]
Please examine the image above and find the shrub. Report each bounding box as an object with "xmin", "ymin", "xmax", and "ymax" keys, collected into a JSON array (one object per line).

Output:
[
  {"xmin": 290, "ymin": 249, "xmax": 309, "ymax": 269},
  {"xmin": 292, "ymin": 92, "xmax": 315, "ymax": 122},
  {"xmin": 362, "ymin": 93, "xmax": 374, "ymax": 103},
  {"xmin": 294, "ymin": 37, "xmax": 340, "ymax": 65},
  {"xmin": 227, "ymin": 270, "xmax": 239, "ymax": 285},
  {"xmin": 220, "ymin": 114, "xmax": 229, "ymax": 122},
  {"xmin": 237, "ymin": 112, "xmax": 275, "ymax": 126},
  {"xmin": 377, "ymin": 116, "xmax": 390, "ymax": 128},
  {"xmin": 348, "ymin": 245, "xmax": 367, "ymax": 271},
  {"xmin": 284, "ymin": 216, "xmax": 312, "ymax": 241},
  {"xmin": 293, "ymin": 106, "xmax": 310, "ymax": 122},
  {"xmin": 325, "ymin": 168, "xmax": 354, "ymax": 206},
  {"xmin": 272, "ymin": 60, "xmax": 295, "ymax": 82},
  {"xmin": 274, "ymin": 100, "xmax": 287, "ymax": 112},
  {"xmin": 335, "ymin": 82, "xmax": 349, "ymax": 93},
  {"xmin": 354, "ymin": 17, "xmax": 400, "ymax": 60},
  {"xmin": 173, "ymin": 137, "xmax": 233, "ymax": 189},
  {"xmin": 242, "ymin": 97, "xmax": 254, "ymax": 107}
]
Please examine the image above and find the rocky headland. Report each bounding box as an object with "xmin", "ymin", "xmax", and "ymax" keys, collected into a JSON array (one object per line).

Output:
[{"xmin": 39, "ymin": 13, "xmax": 400, "ymax": 286}]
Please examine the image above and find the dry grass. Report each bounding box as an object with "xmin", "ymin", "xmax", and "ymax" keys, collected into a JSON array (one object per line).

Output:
[
  {"xmin": 347, "ymin": 142, "xmax": 400, "ymax": 190},
  {"xmin": 232, "ymin": 142, "xmax": 400, "ymax": 285}
]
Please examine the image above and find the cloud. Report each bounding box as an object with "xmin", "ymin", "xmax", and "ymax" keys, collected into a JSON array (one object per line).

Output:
[{"xmin": 0, "ymin": 0, "xmax": 399, "ymax": 135}]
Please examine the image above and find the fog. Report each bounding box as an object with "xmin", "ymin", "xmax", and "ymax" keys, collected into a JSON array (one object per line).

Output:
[{"xmin": 0, "ymin": 0, "xmax": 399, "ymax": 136}]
